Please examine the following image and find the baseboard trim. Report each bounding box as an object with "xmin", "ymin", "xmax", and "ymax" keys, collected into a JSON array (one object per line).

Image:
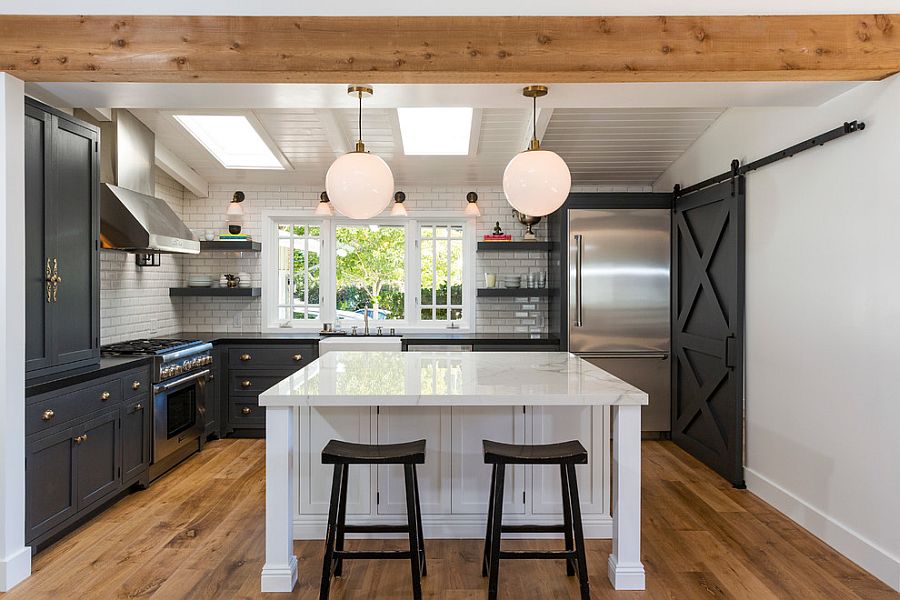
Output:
[
  {"xmin": 745, "ymin": 467, "xmax": 900, "ymax": 592},
  {"xmin": 0, "ymin": 546, "xmax": 31, "ymax": 592},
  {"xmin": 293, "ymin": 514, "xmax": 613, "ymax": 541}
]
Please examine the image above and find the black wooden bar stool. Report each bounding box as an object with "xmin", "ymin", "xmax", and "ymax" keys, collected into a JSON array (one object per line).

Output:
[
  {"xmin": 481, "ymin": 439, "xmax": 590, "ymax": 600},
  {"xmin": 319, "ymin": 439, "xmax": 427, "ymax": 600}
]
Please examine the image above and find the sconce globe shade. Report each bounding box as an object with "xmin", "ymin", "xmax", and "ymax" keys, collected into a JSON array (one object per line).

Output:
[
  {"xmin": 325, "ymin": 152, "xmax": 394, "ymax": 219},
  {"xmin": 502, "ymin": 149, "xmax": 571, "ymax": 217}
]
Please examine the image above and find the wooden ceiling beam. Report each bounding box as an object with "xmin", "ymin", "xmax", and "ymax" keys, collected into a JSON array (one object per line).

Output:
[{"xmin": 1, "ymin": 15, "xmax": 898, "ymax": 83}]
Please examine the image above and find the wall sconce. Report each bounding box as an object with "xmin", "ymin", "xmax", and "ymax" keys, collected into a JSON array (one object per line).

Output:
[
  {"xmin": 315, "ymin": 191, "xmax": 334, "ymax": 216},
  {"xmin": 391, "ymin": 191, "xmax": 408, "ymax": 216},
  {"xmin": 226, "ymin": 191, "xmax": 246, "ymax": 234},
  {"xmin": 465, "ymin": 191, "xmax": 481, "ymax": 216}
]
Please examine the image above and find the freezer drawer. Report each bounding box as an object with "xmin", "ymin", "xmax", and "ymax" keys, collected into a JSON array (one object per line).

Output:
[{"xmin": 582, "ymin": 355, "xmax": 670, "ymax": 433}]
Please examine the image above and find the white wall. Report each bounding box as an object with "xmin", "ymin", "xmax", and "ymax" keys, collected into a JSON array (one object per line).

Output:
[
  {"xmin": 0, "ymin": 73, "xmax": 30, "ymax": 590},
  {"xmin": 655, "ymin": 75, "xmax": 900, "ymax": 591}
]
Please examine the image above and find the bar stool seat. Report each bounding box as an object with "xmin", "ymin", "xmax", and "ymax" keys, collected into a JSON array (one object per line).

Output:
[
  {"xmin": 320, "ymin": 439, "xmax": 427, "ymax": 600},
  {"xmin": 483, "ymin": 440, "xmax": 588, "ymax": 465},
  {"xmin": 322, "ymin": 439, "xmax": 426, "ymax": 464},
  {"xmin": 482, "ymin": 439, "xmax": 590, "ymax": 600}
]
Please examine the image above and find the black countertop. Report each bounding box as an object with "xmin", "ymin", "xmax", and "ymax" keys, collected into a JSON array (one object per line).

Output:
[
  {"xmin": 26, "ymin": 356, "xmax": 153, "ymax": 398},
  {"xmin": 26, "ymin": 331, "xmax": 561, "ymax": 397},
  {"xmin": 176, "ymin": 331, "xmax": 559, "ymax": 346}
]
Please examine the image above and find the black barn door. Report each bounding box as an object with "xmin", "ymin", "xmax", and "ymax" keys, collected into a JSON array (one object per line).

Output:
[{"xmin": 672, "ymin": 177, "xmax": 745, "ymax": 487}]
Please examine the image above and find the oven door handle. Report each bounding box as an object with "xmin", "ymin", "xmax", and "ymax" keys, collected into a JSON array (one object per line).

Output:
[{"xmin": 154, "ymin": 369, "xmax": 210, "ymax": 394}]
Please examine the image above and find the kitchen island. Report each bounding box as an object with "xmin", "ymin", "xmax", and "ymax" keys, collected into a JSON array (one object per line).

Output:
[{"xmin": 258, "ymin": 351, "xmax": 648, "ymax": 592}]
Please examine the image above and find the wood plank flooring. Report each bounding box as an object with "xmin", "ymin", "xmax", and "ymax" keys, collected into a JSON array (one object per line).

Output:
[{"xmin": 4, "ymin": 439, "xmax": 897, "ymax": 599}]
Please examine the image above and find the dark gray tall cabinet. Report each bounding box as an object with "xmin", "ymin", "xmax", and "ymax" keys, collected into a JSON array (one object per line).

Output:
[{"xmin": 25, "ymin": 98, "xmax": 100, "ymax": 378}]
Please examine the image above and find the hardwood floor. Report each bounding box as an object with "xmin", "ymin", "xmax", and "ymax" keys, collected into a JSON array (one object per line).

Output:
[{"xmin": 5, "ymin": 439, "xmax": 897, "ymax": 599}]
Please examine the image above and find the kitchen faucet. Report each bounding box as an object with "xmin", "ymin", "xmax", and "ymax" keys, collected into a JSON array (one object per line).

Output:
[{"xmin": 363, "ymin": 304, "xmax": 369, "ymax": 336}]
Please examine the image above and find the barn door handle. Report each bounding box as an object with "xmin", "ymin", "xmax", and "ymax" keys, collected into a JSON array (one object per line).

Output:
[{"xmin": 725, "ymin": 335, "xmax": 738, "ymax": 369}]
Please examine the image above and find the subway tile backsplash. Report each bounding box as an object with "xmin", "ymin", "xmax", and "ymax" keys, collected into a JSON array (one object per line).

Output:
[{"xmin": 100, "ymin": 172, "xmax": 649, "ymax": 340}]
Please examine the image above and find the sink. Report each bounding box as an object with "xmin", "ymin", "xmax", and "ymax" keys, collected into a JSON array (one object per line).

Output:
[{"xmin": 319, "ymin": 336, "xmax": 403, "ymax": 354}]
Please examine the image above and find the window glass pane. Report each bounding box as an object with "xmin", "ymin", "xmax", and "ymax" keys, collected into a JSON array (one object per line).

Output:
[
  {"xmin": 309, "ymin": 226, "xmax": 320, "ymax": 237},
  {"xmin": 434, "ymin": 226, "xmax": 448, "ymax": 239},
  {"xmin": 293, "ymin": 225, "xmax": 306, "ymax": 237},
  {"xmin": 435, "ymin": 308, "xmax": 447, "ymax": 321},
  {"xmin": 450, "ymin": 225, "xmax": 463, "ymax": 239},
  {"xmin": 421, "ymin": 308, "xmax": 434, "ymax": 321},
  {"xmin": 421, "ymin": 226, "xmax": 433, "ymax": 238},
  {"xmin": 450, "ymin": 239, "xmax": 463, "ymax": 305},
  {"xmin": 335, "ymin": 224, "xmax": 406, "ymax": 321},
  {"xmin": 277, "ymin": 232, "xmax": 292, "ymax": 306},
  {"xmin": 450, "ymin": 308, "xmax": 462, "ymax": 321},
  {"xmin": 420, "ymin": 239, "xmax": 434, "ymax": 304}
]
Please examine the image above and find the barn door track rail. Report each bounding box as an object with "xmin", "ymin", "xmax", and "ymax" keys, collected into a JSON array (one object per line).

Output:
[{"xmin": 674, "ymin": 120, "xmax": 866, "ymax": 198}]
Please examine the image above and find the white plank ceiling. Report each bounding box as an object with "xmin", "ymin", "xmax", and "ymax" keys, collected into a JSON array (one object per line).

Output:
[{"xmin": 131, "ymin": 106, "xmax": 722, "ymax": 187}]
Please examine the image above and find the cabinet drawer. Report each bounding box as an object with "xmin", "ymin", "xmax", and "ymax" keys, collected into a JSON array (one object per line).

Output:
[
  {"xmin": 228, "ymin": 345, "xmax": 316, "ymax": 369},
  {"xmin": 229, "ymin": 399, "xmax": 265, "ymax": 425},
  {"xmin": 123, "ymin": 369, "xmax": 150, "ymax": 400},
  {"xmin": 229, "ymin": 370, "xmax": 294, "ymax": 395},
  {"xmin": 27, "ymin": 379, "xmax": 122, "ymax": 436}
]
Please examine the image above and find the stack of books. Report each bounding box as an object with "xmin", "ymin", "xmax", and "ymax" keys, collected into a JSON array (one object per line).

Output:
[
  {"xmin": 482, "ymin": 234, "xmax": 512, "ymax": 242},
  {"xmin": 219, "ymin": 233, "xmax": 251, "ymax": 241}
]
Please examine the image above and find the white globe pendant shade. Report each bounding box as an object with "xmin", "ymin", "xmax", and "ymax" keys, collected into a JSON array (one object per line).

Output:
[
  {"xmin": 325, "ymin": 151, "xmax": 394, "ymax": 219},
  {"xmin": 502, "ymin": 149, "xmax": 571, "ymax": 217}
]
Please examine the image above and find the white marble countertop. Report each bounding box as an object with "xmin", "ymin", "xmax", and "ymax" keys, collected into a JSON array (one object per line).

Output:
[{"xmin": 258, "ymin": 351, "xmax": 648, "ymax": 407}]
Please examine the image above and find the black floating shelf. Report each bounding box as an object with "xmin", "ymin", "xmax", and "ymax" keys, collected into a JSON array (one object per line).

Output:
[
  {"xmin": 477, "ymin": 241, "xmax": 551, "ymax": 252},
  {"xmin": 199, "ymin": 240, "xmax": 261, "ymax": 252},
  {"xmin": 477, "ymin": 288, "xmax": 552, "ymax": 298},
  {"xmin": 169, "ymin": 287, "xmax": 261, "ymax": 297}
]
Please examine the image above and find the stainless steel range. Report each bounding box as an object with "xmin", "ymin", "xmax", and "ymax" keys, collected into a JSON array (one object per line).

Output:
[{"xmin": 102, "ymin": 338, "xmax": 213, "ymax": 479}]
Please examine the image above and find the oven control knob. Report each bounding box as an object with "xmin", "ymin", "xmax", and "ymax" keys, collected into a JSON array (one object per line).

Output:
[
  {"xmin": 161, "ymin": 367, "xmax": 170, "ymax": 378},
  {"xmin": 173, "ymin": 365, "xmax": 182, "ymax": 375}
]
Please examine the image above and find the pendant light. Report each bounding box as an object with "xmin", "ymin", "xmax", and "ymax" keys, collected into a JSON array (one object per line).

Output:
[
  {"xmin": 390, "ymin": 191, "xmax": 408, "ymax": 216},
  {"xmin": 464, "ymin": 191, "xmax": 481, "ymax": 217},
  {"xmin": 502, "ymin": 85, "xmax": 571, "ymax": 217},
  {"xmin": 315, "ymin": 191, "xmax": 334, "ymax": 216},
  {"xmin": 325, "ymin": 86, "xmax": 394, "ymax": 219}
]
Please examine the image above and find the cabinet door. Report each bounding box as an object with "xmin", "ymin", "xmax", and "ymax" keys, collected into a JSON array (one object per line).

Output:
[
  {"xmin": 24, "ymin": 104, "xmax": 53, "ymax": 373},
  {"xmin": 299, "ymin": 407, "xmax": 371, "ymax": 516},
  {"xmin": 451, "ymin": 407, "xmax": 526, "ymax": 515},
  {"xmin": 122, "ymin": 400, "xmax": 150, "ymax": 483},
  {"xmin": 25, "ymin": 426, "xmax": 77, "ymax": 543},
  {"xmin": 531, "ymin": 406, "xmax": 608, "ymax": 515},
  {"xmin": 50, "ymin": 115, "xmax": 99, "ymax": 367},
  {"xmin": 204, "ymin": 354, "xmax": 220, "ymax": 437},
  {"xmin": 376, "ymin": 407, "xmax": 451, "ymax": 516},
  {"xmin": 76, "ymin": 410, "xmax": 121, "ymax": 510}
]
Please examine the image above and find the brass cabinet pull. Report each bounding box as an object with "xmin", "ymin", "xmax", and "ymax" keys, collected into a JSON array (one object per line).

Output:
[
  {"xmin": 41, "ymin": 408, "xmax": 55, "ymax": 421},
  {"xmin": 292, "ymin": 354, "xmax": 303, "ymax": 362},
  {"xmin": 240, "ymin": 353, "xmax": 252, "ymax": 361},
  {"xmin": 100, "ymin": 391, "xmax": 111, "ymax": 401},
  {"xmin": 50, "ymin": 258, "xmax": 61, "ymax": 303},
  {"xmin": 74, "ymin": 434, "xmax": 87, "ymax": 445},
  {"xmin": 241, "ymin": 407, "xmax": 252, "ymax": 415},
  {"xmin": 135, "ymin": 403, "xmax": 143, "ymax": 411},
  {"xmin": 45, "ymin": 258, "xmax": 52, "ymax": 303},
  {"xmin": 240, "ymin": 380, "xmax": 252, "ymax": 389},
  {"xmin": 132, "ymin": 381, "xmax": 141, "ymax": 390}
]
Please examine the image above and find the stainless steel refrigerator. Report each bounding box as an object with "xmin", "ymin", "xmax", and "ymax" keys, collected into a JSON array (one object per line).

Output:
[{"xmin": 567, "ymin": 209, "xmax": 671, "ymax": 433}]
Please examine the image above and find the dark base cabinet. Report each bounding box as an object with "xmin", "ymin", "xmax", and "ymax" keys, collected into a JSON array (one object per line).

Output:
[
  {"xmin": 25, "ymin": 365, "xmax": 151, "ymax": 550},
  {"xmin": 220, "ymin": 343, "xmax": 317, "ymax": 438}
]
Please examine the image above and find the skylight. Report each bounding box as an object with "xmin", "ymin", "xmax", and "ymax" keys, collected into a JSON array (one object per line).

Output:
[
  {"xmin": 397, "ymin": 107, "xmax": 473, "ymax": 155},
  {"xmin": 173, "ymin": 114, "xmax": 284, "ymax": 170}
]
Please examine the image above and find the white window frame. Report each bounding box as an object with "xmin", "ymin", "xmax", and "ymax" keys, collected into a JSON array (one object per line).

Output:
[{"xmin": 261, "ymin": 209, "xmax": 475, "ymax": 334}]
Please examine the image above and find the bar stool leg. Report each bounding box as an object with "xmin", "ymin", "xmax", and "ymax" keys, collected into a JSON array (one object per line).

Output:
[
  {"xmin": 333, "ymin": 464, "xmax": 350, "ymax": 577},
  {"xmin": 560, "ymin": 464, "xmax": 576, "ymax": 576},
  {"xmin": 482, "ymin": 464, "xmax": 497, "ymax": 577},
  {"xmin": 319, "ymin": 465, "xmax": 344, "ymax": 600},
  {"xmin": 412, "ymin": 465, "xmax": 427, "ymax": 576},
  {"xmin": 403, "ymin": 465, "xmax": 424, "ymax": 600},
  {"xmin": 565, "ymin": 464, "xmax": 590, "ymax": 600},
  {"xmin": 487, "ymin": 464, "xmax": 506, "ymax": 600}
]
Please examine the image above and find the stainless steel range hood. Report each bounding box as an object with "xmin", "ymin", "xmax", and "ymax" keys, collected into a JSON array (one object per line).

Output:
[{"xmin": 76, "ymin": 108, "xmax": 199, "ymax": 254}]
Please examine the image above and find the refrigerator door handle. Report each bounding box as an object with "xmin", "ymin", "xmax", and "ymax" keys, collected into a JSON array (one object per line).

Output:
[{"xmin": 574, "ymin": 233, "xmax": 583, "ymax": 327}]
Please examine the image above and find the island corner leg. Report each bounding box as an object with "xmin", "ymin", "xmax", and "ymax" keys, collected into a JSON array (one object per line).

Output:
[
  {"xmin": 261, "ymin": 405, "xmax": 299, "ymax": 593},
  {"xmin": 607, "ymin": 404, "xmax": 646, "ymax": 591}
]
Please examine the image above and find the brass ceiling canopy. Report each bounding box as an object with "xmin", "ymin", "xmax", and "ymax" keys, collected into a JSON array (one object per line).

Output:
[{"xmin": 522, "ymin": 85, "xmax": 549, "ymax": 99}]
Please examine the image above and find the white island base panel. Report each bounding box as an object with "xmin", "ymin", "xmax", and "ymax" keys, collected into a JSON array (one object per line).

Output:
[{"xmin": 259, "ymin": 352, "xmax": 647, "ymax": 593}]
